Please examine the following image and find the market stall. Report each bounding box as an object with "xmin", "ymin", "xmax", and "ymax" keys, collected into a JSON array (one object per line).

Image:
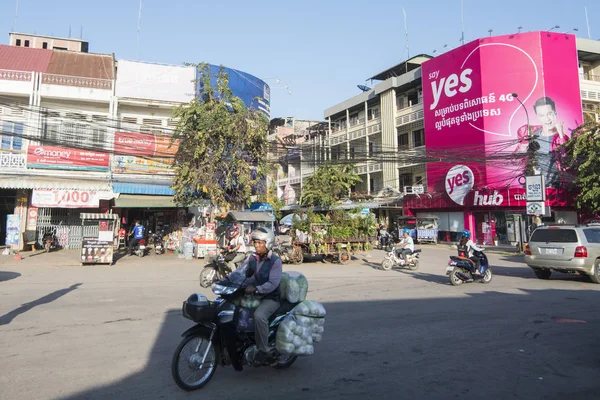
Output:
[{"xmin": 80, "ymin": 213, "xmax": 120, "ymax": 265}]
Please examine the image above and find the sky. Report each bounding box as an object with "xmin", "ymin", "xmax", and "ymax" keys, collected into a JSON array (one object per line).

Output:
[{"xmin": 0, "ymin": 0, "xmax": 598, "ymax": 121}]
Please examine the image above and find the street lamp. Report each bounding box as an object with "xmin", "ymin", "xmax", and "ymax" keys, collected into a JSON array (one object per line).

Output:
[{"xmin": 548, "ymin": 25, "xmax": 560, "ymax": 32}]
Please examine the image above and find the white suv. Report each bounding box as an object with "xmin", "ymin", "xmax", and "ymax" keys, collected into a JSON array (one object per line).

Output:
[{"xmin": 524, "ymin": 224, "xmax": 600, "ymax": 283}]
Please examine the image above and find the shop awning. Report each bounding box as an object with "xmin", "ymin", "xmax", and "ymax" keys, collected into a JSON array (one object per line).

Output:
[
  {"xmin": 113, "ymin": 194, "xmax": 178, "ymax": 208},
  {"xmin": 112, "ymin": 182, "xmax": 174, "ymax": 195},
  {"xmin": 0, "ymin": 176, "xmax": 112, "ymax": 191},
  {"xmin": 226, "ymin": 211, "xmax": 275, "ymax": 222}
]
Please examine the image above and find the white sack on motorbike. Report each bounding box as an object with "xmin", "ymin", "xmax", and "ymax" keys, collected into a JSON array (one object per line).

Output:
[{"xmin": 275, "ymin": 300, "xmax": 326, "ymax": 355}]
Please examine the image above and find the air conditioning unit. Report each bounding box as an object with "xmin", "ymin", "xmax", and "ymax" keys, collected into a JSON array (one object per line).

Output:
[
  {"xmin": 412, "ymin": 185, "xmax": 425, "ymax": 194},
  {"xmin": 404, "ymin": 186, "xmax": 413, "ymax": 194}
]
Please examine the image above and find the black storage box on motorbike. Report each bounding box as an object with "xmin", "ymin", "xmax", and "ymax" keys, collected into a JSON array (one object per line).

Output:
[{"xmin": 182, "ymin": 294, "xmax": 217, "ymax": 322}]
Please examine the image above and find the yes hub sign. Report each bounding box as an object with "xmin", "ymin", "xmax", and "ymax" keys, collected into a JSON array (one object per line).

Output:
[
  {"xmin": 423, "ymin": 31, "xmax": 582, "ymax": 194},
  {"xmin": 445, "ymin": 165, "xmax": 474, "ymax": 205}
]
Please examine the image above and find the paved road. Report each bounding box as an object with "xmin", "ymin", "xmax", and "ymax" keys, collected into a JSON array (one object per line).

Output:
[{"xmin": 1, "ymin": 247, "xmax": 599, "ymax": 399}]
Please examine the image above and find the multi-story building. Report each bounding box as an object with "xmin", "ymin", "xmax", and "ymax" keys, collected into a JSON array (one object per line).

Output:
[
  {"xmin": 309, "ymin": 32, "xmax": 600, "ymax": 243},
  {"xmin": 0, "ymin": 33, "xmax": 271, "ymax": 250},
  {"xmin": 9, "ymin": 32, "xmax": 89, "ymax": 52},
  {"xmin": 267, "ymin": 117, "xmax": 326, "ymax": 205}
]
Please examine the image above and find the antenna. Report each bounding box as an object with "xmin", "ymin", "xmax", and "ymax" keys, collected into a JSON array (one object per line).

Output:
[
  {"xmin": 403, "ymin": 8, "xmax": 409, "ymax": 58},
  {"xmin": 460, "ymin": 0, "xmax": 465, "ymax": 45},
  {"xmin": 80, "ymin": 25, "xmax": 83, "ymax": 39},
  {"xmin": 488, "ymin": 29, "xmax": 493, "ymax": 37},
  {"xmin": 69, "ymin": 25, "xmax": 71, "ymax": 38},
  {"xmin": 137, "ymin": 0, "xmax": 142, "ymax": 60},
  {"xmin": 585, "ymin": 6, "xmax": 592, "ymax": 39},
  {"xmin": 13, "ymin": 0, "xmax": 18, "ymax": 32}
]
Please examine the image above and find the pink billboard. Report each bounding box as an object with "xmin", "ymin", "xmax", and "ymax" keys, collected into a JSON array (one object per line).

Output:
[{"xmin": 422, "ymin": 31, "xmax": 582, "ymax": 202}]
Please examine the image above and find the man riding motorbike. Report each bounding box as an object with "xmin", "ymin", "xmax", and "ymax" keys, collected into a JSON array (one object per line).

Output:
[
  {"xmin": 128, "ymin": 220, "xmax": 145, "ymax": 256},
  {"xmin": 235, "ymin": 227, "xmax": 282, "ymax": 365},
  {"xmin": 226, "ymin": 226, "xmax": 247, "ymax": 271},
  {"xmin": 458, "ymin": 230, "xmax": 483, "ymax": 274},
  {"xmin": 395, "ymin": 228, "xmax": 414, "ymax": 262}
]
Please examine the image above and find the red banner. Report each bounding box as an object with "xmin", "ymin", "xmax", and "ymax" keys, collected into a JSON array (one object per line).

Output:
[
  {"xmin": 114, "ymin": 132, "xmax": 180, "ymax": 157},
  {"xmin": 27, "ymin": 146, "xmax": 109, "ymax": 171}
]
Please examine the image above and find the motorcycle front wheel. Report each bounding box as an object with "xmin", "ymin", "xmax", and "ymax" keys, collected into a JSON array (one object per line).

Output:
[
  {"xmin": 272, "ymin": 353, "xmax": 298, "ymax": 369},
  {"xmin": 381, "ymin": 258, "xmax": 394, "ymax": 271},
  {"xmin": 481, "ymin": 269, "xmax": 493, "ymax": 284},
  {"xmin": 172, "ymin": 335, "xmax": 217, "ymax": 391},
  {"xmin": 199, "ymin": 267, "xmax": 217, "ymax": 288}
]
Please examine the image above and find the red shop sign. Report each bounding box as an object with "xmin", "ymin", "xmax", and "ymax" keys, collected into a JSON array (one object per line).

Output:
[{"xmin": 27, "ymin": 146, "xmax": 109, "ymax": 171}]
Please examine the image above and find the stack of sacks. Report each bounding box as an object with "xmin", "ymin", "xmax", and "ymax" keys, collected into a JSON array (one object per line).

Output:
[
  {"xmin": 279, "ymin": 272, "xmax": 309, "ymax": 303},
  {"xmin": 240, "ymin": 294, "xmax": 261, "ymax": 309},
  {"xmin": 275, "ymin": 300, "xmax": 326, "ymax": 355}
]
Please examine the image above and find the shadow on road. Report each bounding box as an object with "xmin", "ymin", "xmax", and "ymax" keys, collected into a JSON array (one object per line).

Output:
[
  {"xmin": 56, "ymin": 287, "xmax": 600, "ymax": 400},
  {"xmin": 0, "ymin": 271, "xmax": 21, "ymax": 282},
  {"xmin": 0, "ymin": 283, "xmax": 82, "ymax": 326}
]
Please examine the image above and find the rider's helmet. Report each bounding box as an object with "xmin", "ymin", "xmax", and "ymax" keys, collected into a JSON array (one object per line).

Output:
[
  {"xmin": 403, "ymin": 228, "xmax": 411, "ymax": 235},
  {"xmin": 229, "ymin": 226, "xmax": 239, "ymax": 238},
  {"xmin": 461, "ymin": 230, "xmax": 471, "ymax": 239},
  {"xmin": 250, "ymin": 227, "xmax": 275, "ymax": 251}
]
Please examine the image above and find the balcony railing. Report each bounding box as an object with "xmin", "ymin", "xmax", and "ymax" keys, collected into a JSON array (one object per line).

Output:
[
  {"xmin": 0, "ymin": 69, "xmax": 32, "ymax": 82},
  {"xmin": 580, "ymin": 73, "xmax": 600, "ymax": 82},
  {"xmin": 396, "ymin": 109, "xmax": 424, "ymax": 127},
  {"xmin": 42, "ymin": 73, "xmax": 113, "ymax": 90},
  {"xmin": 0, "ymin": 152, "xmax": 26, "ymax": 169}
]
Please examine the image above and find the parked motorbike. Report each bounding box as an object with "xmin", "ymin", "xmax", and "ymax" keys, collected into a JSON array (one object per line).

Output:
[
  {"xmin": 377, "ymin": 232, "xmax": 395, "ymax": 252},
  {"xmin": 133, "ymin": 238, "xmax": 147, "ymax": 257},
  {"xmin": 199, "ymin": 248, "xmax": 250, "ymax": 288},
  {"xmin": 272, "ymin": 240, "xmax": 303, "ymax": 264},
  {"xmin": 446, "ymin": 248, "xmax": 492, "ymax": 286},
  {"xmin": 149, "ymin": 230, "xmax": 164, "ymax": 255},
  {"xmin": 172, "ymin": 267, "xmax": 298, "ymax": 391},
  {"xmin": 42, "ymin": 228, "xmax": 58, "ymax": 253},
  {"xmin": 381, "ymin": 247, "xmax": 421, "ymax": 271}
]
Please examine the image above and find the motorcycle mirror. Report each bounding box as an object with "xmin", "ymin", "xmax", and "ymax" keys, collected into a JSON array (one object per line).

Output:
[{"xmin": 245, "ymin": 267, "xmax": 255, "ymax": 278}]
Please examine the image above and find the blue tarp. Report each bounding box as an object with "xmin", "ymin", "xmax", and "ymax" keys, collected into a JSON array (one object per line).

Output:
[{"xmin": 112, "ymin": 182, "xmax": 174, "ymax": 195}]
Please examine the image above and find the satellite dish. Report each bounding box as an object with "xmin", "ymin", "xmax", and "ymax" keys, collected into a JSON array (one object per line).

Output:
[{"xmin": 357, "ymin": 85, "xmax": 372, "ymax": 92}]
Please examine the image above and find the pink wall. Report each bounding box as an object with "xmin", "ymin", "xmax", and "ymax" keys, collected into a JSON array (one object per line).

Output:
[{"xmin": 422, "ymin": 31, "xmax": 582, "ymax": 204}]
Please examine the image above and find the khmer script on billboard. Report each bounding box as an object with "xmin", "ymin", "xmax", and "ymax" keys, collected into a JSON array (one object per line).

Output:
[{"xmin": 422, "ymin": 31, "xmax": 582, "ymax": 194}]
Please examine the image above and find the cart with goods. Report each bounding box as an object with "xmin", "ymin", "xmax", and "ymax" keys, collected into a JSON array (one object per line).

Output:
[
  {"xmin": 79, "ymin": 213, "xmax": 119, "ymax": 265},
  {"xmin": 291, "ymin": 208, "xmax": 376, "ymax": 265}
]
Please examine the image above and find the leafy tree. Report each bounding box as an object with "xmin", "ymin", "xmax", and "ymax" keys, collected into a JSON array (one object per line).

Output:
[
  {"xmin": 171, "ymin": 64, "xmax": 269, "ymax": 207},
  {"xmin": 265, "ymin": 181, "xmax": 285, "ymax": 220},
  {"xmin": 559, "ymin": 121, "xmax": 600, "ymax": 214},
  {"xmin": 300, "ymin": 164, "xmax": 362, "ymax": 207}
]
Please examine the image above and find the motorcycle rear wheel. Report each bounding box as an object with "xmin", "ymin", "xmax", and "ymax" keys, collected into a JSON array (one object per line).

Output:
[
  {"xmin": 408, "ymin": 259, "xmax": 419, "ymax": 271},
  {"xmin": 449, "ymin": 267, "xmax": 466, "ymax": 286},
  {"xmin": 199, "ymin": 267, "xmax": 217, "ymax": 288},
  {"xmin": 172, "ymin": 335, "xmax": 217, "ymax": 391}
]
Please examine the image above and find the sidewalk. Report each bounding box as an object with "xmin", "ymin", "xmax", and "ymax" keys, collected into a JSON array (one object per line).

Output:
[
  {"xmin": 0, "ymin": 248, "xmax": 201, "ymax": 268},
  {"xmin": 419, "ymin": 242, "xmax": 522, "ymax": 255}
]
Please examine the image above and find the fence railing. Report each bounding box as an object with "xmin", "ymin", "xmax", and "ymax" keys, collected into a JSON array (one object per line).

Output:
[
  {"xmin": 42, "ymin": 73, "xmax": 113, "ymax": 90},
  {"xmin": 0, "ymin": 69, "xmax": 32, "ymax": 82}
]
